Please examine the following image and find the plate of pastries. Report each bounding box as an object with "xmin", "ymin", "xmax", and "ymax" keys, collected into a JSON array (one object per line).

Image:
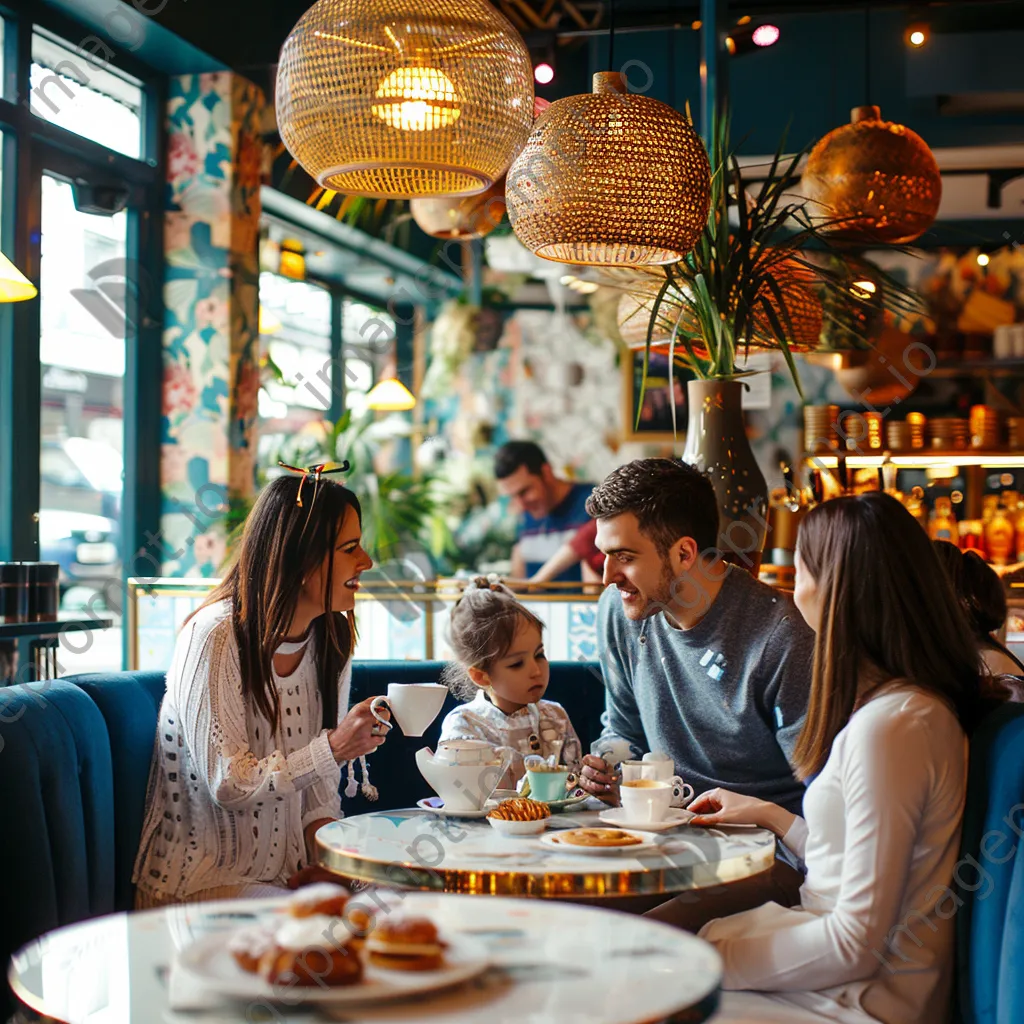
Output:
[
  {"xmin": 539, "ymin": 827, "xmax": 659, "ymax": 855},
  {"xmin": 177, "ymin": 882, "xmax": 490, "ymax": 1005}
]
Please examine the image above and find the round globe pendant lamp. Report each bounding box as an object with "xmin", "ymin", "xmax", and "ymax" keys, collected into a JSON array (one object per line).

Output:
[
  {"xmin": 506, "ymin": 71, "xmax": 711, "ymax": 266},
  {"xmin": 801, "ymin": 104, "xmax": 941, "ymax": 245},
  {"xmin": 408, "ymin": 97, "xmax": 551, "ymax": 241},
  {"xmin": 749, "ymin": 255, "xmax": 823, "ymax": 352},
  {"xmin": 276, "ymin": 0, "xmax": 534, "ymax": 199}
]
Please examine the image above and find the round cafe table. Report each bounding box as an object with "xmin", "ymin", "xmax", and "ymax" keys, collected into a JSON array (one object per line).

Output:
[
  {"xmin": 8, "ymin": 893, "xmax": 723, "ymax": 1023},
  {"xmin": 316, "ymin": 805, "xmax": 776, "ymax": 899}
]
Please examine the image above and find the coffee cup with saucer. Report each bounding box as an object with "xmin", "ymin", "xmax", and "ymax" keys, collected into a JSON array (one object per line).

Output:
[{"xmin": 621, "ymin": 755, "xmax": 694, "ymax": 808}]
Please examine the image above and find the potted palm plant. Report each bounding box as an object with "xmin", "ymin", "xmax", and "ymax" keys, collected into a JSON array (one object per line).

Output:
[
  {"xmin": 620, "ymin": 113, "xmax": 921, "ymax": 570},
  {"xmin": 268, "ymin": 411, "xmax": 453, "ymax": 572}
]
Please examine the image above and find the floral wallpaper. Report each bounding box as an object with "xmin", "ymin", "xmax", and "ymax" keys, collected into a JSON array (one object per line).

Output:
[{"xmin": 160, "ymin": 73, "xmax": 265, "ymax": 577}]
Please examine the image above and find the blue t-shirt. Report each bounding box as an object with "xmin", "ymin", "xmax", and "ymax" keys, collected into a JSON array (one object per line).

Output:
[{"xmin": 518, "ymin": 482, "xmax": 594, "ymax": 581}]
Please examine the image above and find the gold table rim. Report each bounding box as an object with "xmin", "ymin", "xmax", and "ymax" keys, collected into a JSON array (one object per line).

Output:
[{"xmin": 316, "ymin": 816, "xmax": 775, "ymax": 898}]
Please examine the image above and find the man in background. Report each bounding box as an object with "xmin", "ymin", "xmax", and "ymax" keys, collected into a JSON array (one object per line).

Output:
[{"xmin": 494, "ymin": 440, "xmax": 596, "ymax": 582}]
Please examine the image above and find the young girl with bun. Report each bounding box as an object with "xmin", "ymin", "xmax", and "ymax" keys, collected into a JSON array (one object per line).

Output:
[{"xmin": 438, "ymin": 576, "xmax": 581, "ymax": 787}]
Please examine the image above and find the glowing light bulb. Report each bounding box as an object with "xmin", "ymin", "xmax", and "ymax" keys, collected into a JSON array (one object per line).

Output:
[
  {"xmin": 534, "ymin": 63, "xmax": 554, "ymax": 85},
  {"xmin": 977, "ymin": 253, "xmax": 990, "ymax": 267},
  {"xmin": 372, "ymin": 67, "xmax": 460, "ymax": 131},
  {"xmin": 909, "ymin": 30, "xmax": 926, "ymax": 46},
  {"xmin": 752, "ymin": 24, "xmax": 780, "ymax": 47}
]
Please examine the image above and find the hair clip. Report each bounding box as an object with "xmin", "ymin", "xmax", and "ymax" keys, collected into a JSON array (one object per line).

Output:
[{"xmin": 277, "ymin": 461, "xmax": 351, "ymax": 508}]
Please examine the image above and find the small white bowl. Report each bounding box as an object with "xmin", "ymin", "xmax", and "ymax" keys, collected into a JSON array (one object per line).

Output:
[{"xmin": 486, "ymin": 815, "xmax": 548, "ymax": 837}]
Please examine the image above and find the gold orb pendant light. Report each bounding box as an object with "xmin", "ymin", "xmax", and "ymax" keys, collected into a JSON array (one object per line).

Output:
[
  {"xmin": 409, "ymin": 97, "xmax": 551, "ymax": 240},
  {"xmin": 276, "ymin": 0, "xmax": 534, "ymax": 198},
  {"xmin": 801, "ymin": 105, "xmax": 941, "ymax": 245},
  {"xmin": 506, "ymin": 72, "xmax": 711, "ymax": 266}
]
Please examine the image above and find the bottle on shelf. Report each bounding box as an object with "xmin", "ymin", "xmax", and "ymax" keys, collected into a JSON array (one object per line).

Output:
[
  {"xmin": 985, "ymin": 502, "xmax": 1015, "ymax": 566},
  {"xmin": 960, "ymin": 520, "xmax": 986, "ymax": 557},
  {"xmin": 904, "ymin": 487, "xmax": 929, "ymax": 532},
  {"xmin": 928, "ymin": 497, "xmax": 959, "ymax": 544}
]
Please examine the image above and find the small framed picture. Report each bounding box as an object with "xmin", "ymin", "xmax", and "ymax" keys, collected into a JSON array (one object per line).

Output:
[{"xmin": 620, "ymin": 350, "xmax": 693, "ymax": 443}]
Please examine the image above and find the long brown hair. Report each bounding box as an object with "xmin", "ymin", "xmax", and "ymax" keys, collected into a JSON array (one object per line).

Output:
[
  {"xmin": 792, "ymin": 493, "xmax": 980, "ymax": 780},
  {"xmin": 195, "ymin": 475, "xmax": 361, "ymax": 730}
]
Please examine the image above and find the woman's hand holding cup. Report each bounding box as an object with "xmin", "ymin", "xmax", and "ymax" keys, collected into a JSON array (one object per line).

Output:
[
  {"xmin": 579, "ymin": 753, "xmax": 620, "ymax": 806},
  {"xmin": 328, "ymin": 697, "xmax": 389, "ymax": 763}
]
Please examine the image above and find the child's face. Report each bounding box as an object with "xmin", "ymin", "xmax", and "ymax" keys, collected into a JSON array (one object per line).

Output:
[{"xmin": 480, "ymin": 619, "xmax": 549, "ymax": 708}]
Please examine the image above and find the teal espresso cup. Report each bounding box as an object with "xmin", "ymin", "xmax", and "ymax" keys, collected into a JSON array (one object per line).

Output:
[{"xmin": 526, "ymin": 766, "xmax": 576, "ymax": 803}]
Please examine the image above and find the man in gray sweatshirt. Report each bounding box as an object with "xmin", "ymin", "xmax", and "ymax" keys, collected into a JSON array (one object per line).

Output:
[{"xmin": 579, "ymin": 458, "xmax": 813, "ymax": 925}]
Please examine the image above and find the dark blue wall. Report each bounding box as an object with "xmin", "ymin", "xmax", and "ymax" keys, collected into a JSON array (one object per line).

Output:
[{"xmin": 542, "ymin": 7, "xmax": 1024, "ymax": 155}]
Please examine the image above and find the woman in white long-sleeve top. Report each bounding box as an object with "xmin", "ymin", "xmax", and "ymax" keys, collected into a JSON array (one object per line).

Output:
[
  {"xmin": 133, "ymin": 472, "xmax": 384, "ymax": 907},
  {"xmin": 686, "ymin": 493, "xmax": 981, "ymax": 1024}
]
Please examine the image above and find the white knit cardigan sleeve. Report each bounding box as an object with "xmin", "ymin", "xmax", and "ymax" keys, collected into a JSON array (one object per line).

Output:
[{"xmin": 176, "ymin": 614, "xmax": 340, "ymax": 812}]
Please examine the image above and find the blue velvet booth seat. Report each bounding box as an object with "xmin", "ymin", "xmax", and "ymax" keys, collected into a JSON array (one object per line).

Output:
[
  {"xmin": 956, "ymin": 701, "xmax": 1024, "ymax": 1024},
  {"xmin": 64, "ymin": 661, "xmax": 605, "ymax": 901},
  {"xmin": 0, "ymin": 681, "xmax": 117, "ymax": 1021}
]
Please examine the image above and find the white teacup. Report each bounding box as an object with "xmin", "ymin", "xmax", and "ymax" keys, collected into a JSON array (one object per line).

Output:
[
  {"xmin": 620, "ymin": 779, "xmax": 674, "ymax": 823},
  {"xmin": 621, "ymin": 760, "xmax": 694, "ymax": 807},
  {"xmin": 370, "ymin": 683, "xmax": 447, "ymax": 737}
]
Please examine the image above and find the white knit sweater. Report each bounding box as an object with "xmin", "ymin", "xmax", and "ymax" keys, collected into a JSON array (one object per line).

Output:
[{"xmin": 133, "ymin": 601, "xmax": 349, "ymax": 900}]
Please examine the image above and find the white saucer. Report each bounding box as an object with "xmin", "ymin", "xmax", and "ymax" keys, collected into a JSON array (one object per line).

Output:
[
  {"xmin": 416, "ymin": 797, "xmax": 494, "ymax": 819},
  {"xmin": 598, "ymin": 807, "xmax": 695, "ymax": 832}
]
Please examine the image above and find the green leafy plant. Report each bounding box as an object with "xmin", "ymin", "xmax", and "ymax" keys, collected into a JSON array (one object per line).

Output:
[
  {"xmin": 624, "ymin": 110, "xmax": 923, "ymax": 412},
  {"xmin": 269, "ymin": 411, "xmax": 451, "ymax": 567}
]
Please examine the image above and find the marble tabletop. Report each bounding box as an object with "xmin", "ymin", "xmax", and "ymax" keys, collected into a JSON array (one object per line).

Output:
[
  {"xmin": 316, "ymin": 806, "xmax": 776, "ymax": 898},
  {"xmin": 8, "ymin": 894, "xmax": 723, "ymax": 1023}
]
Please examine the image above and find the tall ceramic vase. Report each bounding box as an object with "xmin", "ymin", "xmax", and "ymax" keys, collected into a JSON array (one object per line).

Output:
[{"xmin": 682, "ymin": 379, "xmax": 769, "ymax": 575}]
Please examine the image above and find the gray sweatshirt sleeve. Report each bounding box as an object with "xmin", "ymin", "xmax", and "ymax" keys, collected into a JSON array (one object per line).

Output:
[
  {"xmin": 592, "ymin": 591, "xmax": 647, "ymax": 761},
  {"xmin": 757, "ymin": 611, "xmax": 814, "ymax": 766}
]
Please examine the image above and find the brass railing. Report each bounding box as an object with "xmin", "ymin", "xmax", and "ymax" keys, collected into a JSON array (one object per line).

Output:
[{"xmin": 127, "ymin": 577, "xmax": 604, "ymax": 671}]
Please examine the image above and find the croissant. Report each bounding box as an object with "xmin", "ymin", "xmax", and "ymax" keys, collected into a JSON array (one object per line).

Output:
[{"xmin": 488, "ymin": 798, "xmax": 551, "ymax": 822}]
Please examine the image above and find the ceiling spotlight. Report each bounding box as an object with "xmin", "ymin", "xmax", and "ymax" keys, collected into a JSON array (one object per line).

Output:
[
  {"xmin": 752, "ymin": 23, "xmax": 780, "ymax": 47},
  {"xmin": 727, "ymin": 23, "xmax": 780, "ymax": 55},
  {"xmin": 977, "ymin": 252, "xmax": 990, "ymax": 267},
  {"xmin": 905, "ymin": 22, "xmax": 929, "ymax": 47},
  {"xmin": 534, "ymin": 62, "xmax": 554, "ymax": 85}
]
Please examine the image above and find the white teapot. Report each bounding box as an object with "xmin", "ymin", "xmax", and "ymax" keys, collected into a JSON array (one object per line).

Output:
[{"xmin": 415, "ymin": 742, "xmax": 510, "ymax": 812}]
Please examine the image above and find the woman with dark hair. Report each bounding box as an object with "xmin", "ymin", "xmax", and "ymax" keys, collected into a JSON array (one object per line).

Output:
[
  {"xmin": 933, "ymin": 539, "xmax": 1024, "ymax": 682},
  {"xmin": 685, "ymin": 493, "xmax": 980, "ymax": 1024},
  {"xmin": 133, "ymin": 473, "xmax": 382, "ymax": 907}
]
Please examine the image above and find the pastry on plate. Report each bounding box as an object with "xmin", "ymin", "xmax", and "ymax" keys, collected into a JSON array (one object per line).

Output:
[
  {"xmin": 287, "ymin": 881, "xmax": 351, "ymax": 918},
  {"xmin": 364, "ymin": 916, "xmax": 446, "ymax": 971},
  {"xmin": 487, "ymin": 797, "xmax": 550, "ymax": 822},
  {"xmin": 259, "ymin": 914, "xmax": 363, "ymax": 987},
  {"xmin": 552, "ymin": 827, "xmax": 643, "ymax": 847},
  {"xmin": 227, "ymin": 925, "xmax": 276, "ymax": 974}
]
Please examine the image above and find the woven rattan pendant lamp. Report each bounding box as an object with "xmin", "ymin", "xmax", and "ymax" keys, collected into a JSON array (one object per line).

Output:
[
  {"xmin": 276, "ymin": 0, "xmax": 534, "ymax": 199},
  {"xmin": 408, "ymin": 97, "xmax": 551, "ymax": 240},
  {"xmin": 506, "ymin": 70, "xmax": 711, "ymax": 266}
]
